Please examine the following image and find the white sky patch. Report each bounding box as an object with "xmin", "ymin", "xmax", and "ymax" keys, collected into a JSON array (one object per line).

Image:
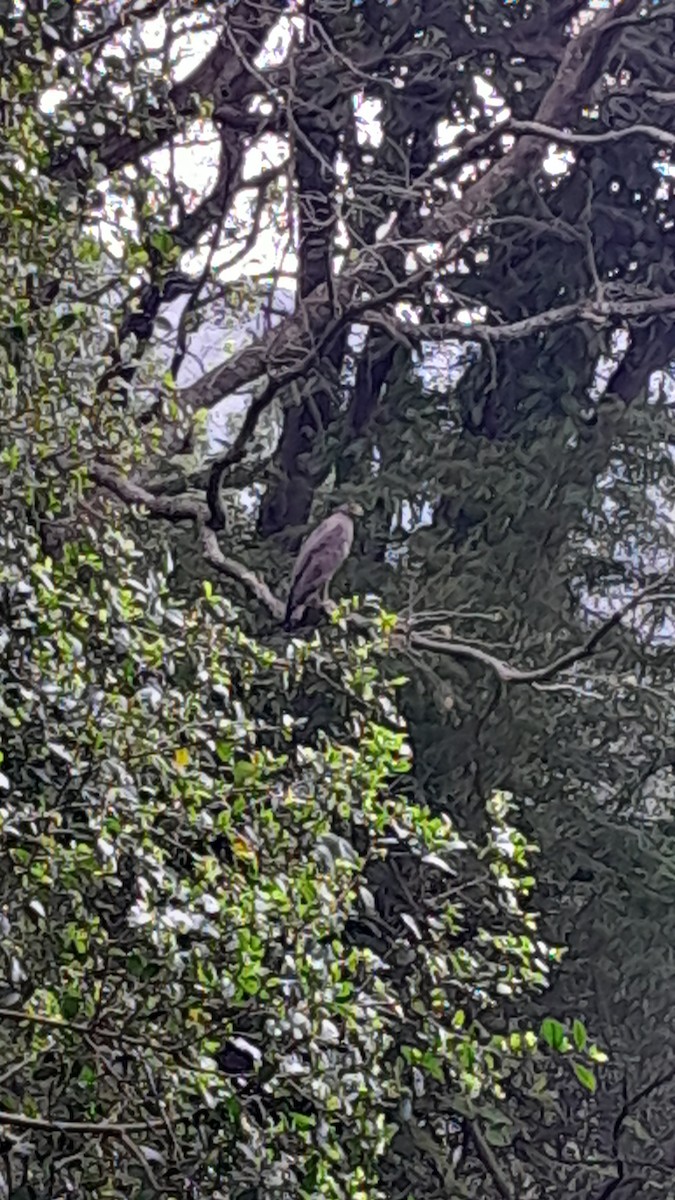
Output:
[
  {"xmin": 148, "ymin": 120, "xmax": 219, "ymax": 203},
  {"xmin": 436, "ymin": 120, "xmax": 463, "ymax": 149},
  {"xmin": 134, "ymin": 11, "xmax": 168, "ymax": 53},
  {"xmin": 543, "ymin": 146, "xmax": 575, "ymax": 176},
  {"xmin": 39, "ymin": 87, "xmax": 67, "ymax": 115},
  {"xmin": 474, "ymin": 74, "xmax": 506, "ymax": 111},
  {"xmin": 355, "ymin": 95, "xmax": 383, "ymax": 148},
  {"xmin": 173, "ymin": 28, "xmax": 217, "ymax": 78}
]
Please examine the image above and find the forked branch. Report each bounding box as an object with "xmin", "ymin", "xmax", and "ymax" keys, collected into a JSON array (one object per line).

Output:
[{"xmin": 92, "ymin": 462, "xmax": 668, "ymax": 688}]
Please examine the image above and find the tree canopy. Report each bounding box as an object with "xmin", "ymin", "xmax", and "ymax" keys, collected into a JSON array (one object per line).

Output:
[{"xmin": 2, "ymin": 0, "xmax": 675, "ymax": 1196}]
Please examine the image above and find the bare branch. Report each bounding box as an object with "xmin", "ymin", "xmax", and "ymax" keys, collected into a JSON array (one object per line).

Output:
[
  {"xmin": 201, "ymin": 526, "xmax": 285, "ymax": 619},
  {"xmin": 0, "ymin": 1005, "xmax": 148, "ymax": 1047},
  {"xmin": 508, "ymin": 116, "xmax": 675, "ymax": 151},
  {"xmin": 179, "ymin": 0, "xmax": 643, "ymax": 422},
  {"xmin": 421, "ymin": 0, "xmax": 644, "ymax": 242},
  {"xmin": 118, "ymin": 1130, "xmax": 161, "ymax": 1190},
  {"xmin": 91, "ymin": 463, "xmax": 207, "ymax": 522},
  {"xmin": 470, "ymin": 1120, "xmax": 515, "ymax": 1200},
  {"xmin": 404, "ymin": 580, "xmax": 669, "ymax": 685},
  {"xmin": 0, "ymin": 1111, "xmax": 161, "ymax": 1135},
  {"xmin": 405, "ymin": 294, "xmax": 675, "ymax": 346},
  {"xmin": 91, "ymin": 463, "xmax": 285, "ymax": 618}
]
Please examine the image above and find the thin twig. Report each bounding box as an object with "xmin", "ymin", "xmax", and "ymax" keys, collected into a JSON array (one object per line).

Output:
[
  {"xmin": 118, "ymin": 1130, "xmax": 161, "ymax": 1189},
  {"xmin": 404, "ymin": 580, "xmax": 669, "ymax": 685},
  {"xmin": 91, "ymin": 471, "xmax": 668, "ymax": 684},
  {"xmin": 509, "ymin": 116, "xmax": 675, "ymax": 151},
  {"xmin": 91, "ymin": 461, "xmax": 285, "ymax": 617},
  {"xmin": 0, "ymin": 1110, "xmax": 161, "ymax": 1134},
  {"xmin": 470, "ymin": 1120, "xmax": 515, "ymax": 1200}
]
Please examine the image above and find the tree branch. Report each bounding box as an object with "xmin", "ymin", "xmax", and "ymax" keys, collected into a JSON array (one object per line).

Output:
[
  {"xmin": 91, "ymin": 463, "xmax": 207, "ymax": 522},
  {"xmin": 178, "ymin": 0, "xmax": 643, "ymax": 425},
  {"xmin": 404, "ymin": 580, "xmax": 670, "ymax": 685},
  {"xmin": 92, "ymin": 466, "xmax": 669, "ymax": 679},
  {"xmin": 201, "ymin": 526, "xmax": 285, "ymax": 619},
  {"xmin": 509, "ymin": 116, "xmax": 675, "ymax": 152},
  {"xmin": 0, "ymin": 1111, "xmax": 161, "ymax": 1135},
  {"xmin": 406, "ymin": 294, "xmax": 675, "ymax": 346},
  {"xmin": 470, "ymin": 1120, "xmax": 515, "ymax": 1200},
  {"xmin": 91, "ymin": 463, "xmax": 285, "ymax": 619}
]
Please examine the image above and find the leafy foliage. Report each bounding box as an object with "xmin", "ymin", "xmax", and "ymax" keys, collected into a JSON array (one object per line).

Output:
[
  {"xmin": 4, "ymin": 0, "xmax": 675, "ymax": 1196},
  {"xmin": 0, "ymin": 25, "xmax": 557, "ymax": 1192},
  {"xmin": 1, "ymin": 482, "xmax": 559, "ymax": 1196}
]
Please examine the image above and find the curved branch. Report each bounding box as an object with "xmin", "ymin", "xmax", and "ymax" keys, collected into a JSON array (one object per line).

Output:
[
  {"xmin": 179, "ymin": 0, "xmax": 643, "ymax": 420},
  {"xmin": 91, "ymin": 463, "xmax": 285, "ymax": 619},
  {"xmin": 470, "ymin": 1120, "xmax": 514, "ymax": 1200},
  {"xmin": 91, "ymin": 464, "xmax": 668, "ymax": 678},
  {"xmin": 0, "ymin": 1110, "xmax": 160, "ymax": 1135},
  {"xmin": 50, "ymin": 6, "xmax": 281, "ymax": 180},
  {"xmin": 91, "ymin": 463, "xmax": 207, "ymax": 522},
  {"xmin": 406, "ymin": 294, "xmax": 675, "ymax": 346},
  {"xmin": 201, "ymin": 527, "xmax": 284, "ymax": 618},
  {"xmin": 404, "ymin": 580, "xmax": 670, "ymax": 685},
  {"xmin": 509, "ymin": 116, "xmax": 675, "ymax": 151}
]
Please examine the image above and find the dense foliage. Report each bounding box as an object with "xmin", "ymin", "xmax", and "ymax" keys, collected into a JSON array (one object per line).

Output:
[
  {"xmin": 2, "ymin": 528, "xmax": 559, "ymax": 1197},
  {"xmin": 3, "ymin": 0, "xmax": 675, "ymax": 1196}
]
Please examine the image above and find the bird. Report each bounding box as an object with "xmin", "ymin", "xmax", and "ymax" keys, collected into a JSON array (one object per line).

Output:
[{"xmin": 283, "ymin": 500, "xmax": 364, "ymax": 631}]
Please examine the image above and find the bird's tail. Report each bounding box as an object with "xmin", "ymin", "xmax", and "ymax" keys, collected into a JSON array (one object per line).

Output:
[{"xmin": 284, "ymin": 601, "xmax": 307, "ymax": 632}]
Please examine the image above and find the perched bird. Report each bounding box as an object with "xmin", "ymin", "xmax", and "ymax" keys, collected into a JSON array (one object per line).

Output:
[{"xmin": 283, "ymin": 501, "xmax": 364, "ymax": 631}]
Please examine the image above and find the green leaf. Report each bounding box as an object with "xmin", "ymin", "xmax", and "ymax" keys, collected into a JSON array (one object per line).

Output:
[
  {"xmin": 572, "ymin": 1018, "xmax": 587, "ymax": 1052},
  {"xmin": 573, "ymin": 1063, "xmax": 596, "ymax": 1093},
  {"xmin": 291, "ymin": 1113, "xmax": 316, "ymax": 1131},
  {"xmin": 421, "ymin": 1050, "xmax": 445, "ymax": 1082},
  {"xmin": 588, "ymin": 1044, "xmax": 608, "ymax": 1064},
  {"xmin": 540, "ymin": 1018, "xmax": 565, "ymax": 1051},
  {"xmin": 233, "ymin": 759, "xmax": 255, "ymax": 785},
  {"xmin": 60, "ymin": 994, "xmax": 79, "ymax": 1019}
]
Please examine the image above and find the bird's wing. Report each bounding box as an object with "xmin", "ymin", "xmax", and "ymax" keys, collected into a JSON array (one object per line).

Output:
[
  {"xmin": 286, "ymin": 514, "xmax": 354, "ymax": 617},
  {"xmin": 287, "ymin": 553, "xmax": 328, "ymax": 613},
  {"xmin": 288, "ymin": 516, "xmax": 335, "ymax": 588}
]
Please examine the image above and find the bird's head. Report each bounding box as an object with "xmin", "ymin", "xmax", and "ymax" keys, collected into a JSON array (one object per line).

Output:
[{"xmin": 337, "ymin": 500, "xmax": 364, "ymax": 518}]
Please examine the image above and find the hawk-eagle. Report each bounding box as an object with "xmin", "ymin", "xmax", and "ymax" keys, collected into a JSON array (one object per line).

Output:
[{"xmin": 283, "ymin": 501, "xmax": 363, "ymax": 630}]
